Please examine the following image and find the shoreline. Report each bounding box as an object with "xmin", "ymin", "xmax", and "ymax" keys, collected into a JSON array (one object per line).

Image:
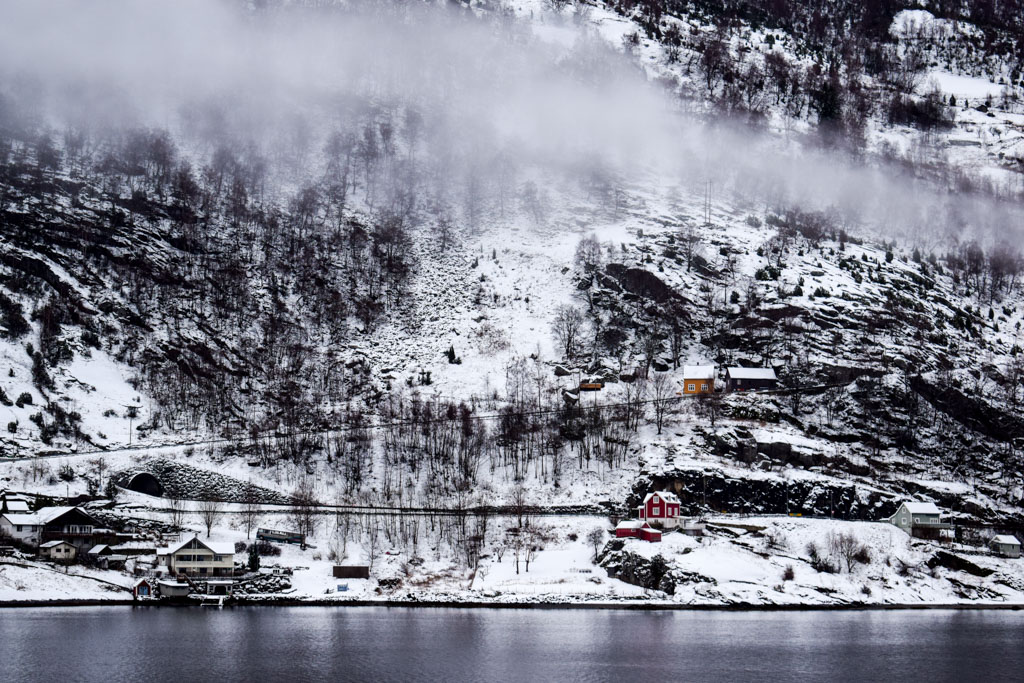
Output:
[{"xmin": 2, "ymin": 597, "xmax": 1023, "ymax": 611}]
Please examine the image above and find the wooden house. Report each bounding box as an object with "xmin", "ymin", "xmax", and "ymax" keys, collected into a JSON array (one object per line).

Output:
[
  {"xmin": 682, "ymin": 365, "xmax": 715, "ymax": 394},
  {"xmin": 637, "ymin": 491, "xmax": 681, "ymax": 529},
  {"xmin": 886, "ymin": 501, "xmax": 951, "ymax": 540},
  {"xmin": 36, "ymin": 506, "xmax": 104, "ymax": 550},
  {"xmin": 39, "ymin": 540, "xmax": 77, "ymax": 562},
  {"xmin": 725, "ymin": 367, "xmax": 778, "ymax": 392},
  {"xmin": 158, "ymin": 535, "xmax": 235, "ymax": 576},
  {"xmin": 990, "ymin": 535, "xmax": 1021, "ymax": 558}
]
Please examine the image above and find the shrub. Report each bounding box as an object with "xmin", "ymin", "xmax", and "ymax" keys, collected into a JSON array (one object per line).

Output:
[
  {"xmin": 782, "ymin": 565, "xmax": 795, "ymax": 581},
  {"xmin": 15, "ymin": 392, "xmax": 32, "ymax": 408},
  {"xmin": 253, "ymin": 540, "xmax": 281, "ymax": 557},
  {"xmin": 234, "ymin": 541, "xmax": 248, "ymax": 553}
]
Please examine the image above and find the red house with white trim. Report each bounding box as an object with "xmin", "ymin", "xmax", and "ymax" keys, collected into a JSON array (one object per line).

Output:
[
  {"xmin": 637, "ymin": 491, "xmax": 681, "ymax": 529},
  {"xmin": 614, "ymin": 520, "xmax": 662, "ymax": 542}
]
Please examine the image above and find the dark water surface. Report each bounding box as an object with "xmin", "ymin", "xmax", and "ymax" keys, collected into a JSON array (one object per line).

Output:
[{"xmin": 2, "ymin": 606, "xmax": 1023, "ymax": 682}]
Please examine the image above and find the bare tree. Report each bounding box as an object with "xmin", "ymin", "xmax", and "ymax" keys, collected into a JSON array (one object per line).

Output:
[
  {"xmin": 574, "ymin": 233, "xmax": 602, "ymax": 272},
  {"xmin": 679, "ymin": 223, "xmax": 701, "ymax": 272},
  {"xmin": 240, "ymin": 484, "xmax": 260, "ymax": 539},
  {"xmin": 828, "ymin": 531, "xmax": 868, "ymax": 573},
  {"xmin": 551, "ymin": 304, "xmax": 587, "ymax": 360},
  {"xmin": 586, "ymin": 527, "xmax": 605, "ymax": 560},
  {"xmin": 167, "ymin": 495, "xmax": 187, "ymax": 529},
  {"xmin": 650, "ymin": 372, "xmax": 674, "ymax": 435},
  {"xmin": 511, "ymin": 484, "xmax": 527, "ymax": 528},
  {"xmin": 290, "ymin": 478, "xmax": 320, "ymax": 541},
  {"xmin": 197, "ymin": 497, "xmax": 224, "ymax": 538}
]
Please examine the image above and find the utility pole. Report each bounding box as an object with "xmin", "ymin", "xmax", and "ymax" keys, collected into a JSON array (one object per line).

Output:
[{"xmin": 125, "ymin": 405, "xmax": 139, "ymax": 446}]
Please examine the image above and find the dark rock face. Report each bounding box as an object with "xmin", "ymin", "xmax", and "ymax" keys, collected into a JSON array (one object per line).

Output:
[
  {"xmin": 631, "ymin": 470, "xmax": 890, "ymax": 520},
  {"xmin": 927, "ymin": 551, "xmax": 994, "ymax": 578},
  {"xmin": 911, "ymin": 376, "xmax": 1024, "ymax": 442},
  {"xmin": 597, "ymin": 541, "xmax": 715, "ymax": 595},
  {"xmin": 603, "ymin": 263, "xmax": 683, "ymax": 306}
]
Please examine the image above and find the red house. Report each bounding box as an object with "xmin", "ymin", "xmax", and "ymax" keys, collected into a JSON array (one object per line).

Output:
[
  {"xmin": 614, "ymin": 520, "xmax": 661, "ymax": 542},
  {"xmin": 637, "ymin": 491, "xmax": 681, "ymax": 529}
]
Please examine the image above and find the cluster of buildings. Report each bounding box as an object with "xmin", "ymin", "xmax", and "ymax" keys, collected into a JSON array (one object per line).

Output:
[
  {"xmin": 885, "ymin": 500, "xmax": 1021, "ymax": 558},
  {"xmin": 681, "ymin": 365, "xmax": 778, "ymax": 394},
  {"xmin": 612, "ymin": 492, "xmax": 1022, "ymax": 559},
  {"xmin": 0, "ymin": 491, "xmax": 237, "ymax": 579},
  {"xmin": 615, "ymin": 491, "xmax": 704, "ymax": 542}
]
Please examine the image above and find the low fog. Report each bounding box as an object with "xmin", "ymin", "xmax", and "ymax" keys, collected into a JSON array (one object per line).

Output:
[{"xmin": 1, "ymin": 0, "xmax": 1021, "ymax": 247}]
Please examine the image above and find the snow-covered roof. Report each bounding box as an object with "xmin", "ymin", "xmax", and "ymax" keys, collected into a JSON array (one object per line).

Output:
[
  {"xmin": 642, "ymin": 491, "xmax": 680, "ymax": 505},
  {"xmin": 902, "ymin": 501, "xmax": 941, "ymax": 514},
  {"xmin": 3, "ymin": 501, "xmax": 30, "ymax": 511},
  {"xmin": 33, "ymin": 506, "xmax": 82, "ymax": 524},
  {"xmin": 1, "ymin": 513, "xmax": 41, "ymax": 525},
  {"xmin": 726, "ymin": 367, "xmax": 777, "ymax": 380},
  {"xmin": 683, "ymin": 365, "xmax": 715, "ymax": 379},
  {"xmin": 87, "ymin": 544, "xmax": 109, "ymax": 555},
  {"xmin": 161, "ymin": 535, "xmax": 235, "ymax": 556},
  {"xmin": 616, "ymin": 521, "xmax": 644, "ymax": 529},
  {"xmin": 992, "ymin": 535, "xmax": 1020, "ymax": 546},
  {"xmin": 39, "ymin": 540, "xmax": 72, "ymax": 548}
]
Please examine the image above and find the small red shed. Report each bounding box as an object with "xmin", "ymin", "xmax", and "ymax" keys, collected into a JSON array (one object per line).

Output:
[
  {"xmin": 615, "ymin": 520, "xmax": 644, "ymax": 538},
  {"xmin": 639, "ymin": 527, "xmax": 662, "ymax": 543},
  {"xmin": 133, "ymin": 578, "xmax": 155, "ymax": 599}
]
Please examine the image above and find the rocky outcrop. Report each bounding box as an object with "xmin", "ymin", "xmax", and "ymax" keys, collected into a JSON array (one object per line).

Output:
[
  {"xmin": 911, "ymin": 376, "xmax": 1024, "ymax": 443},
  {"xmin": 597, "ymin": 540, "xmax": 716, "ymax": 595}
]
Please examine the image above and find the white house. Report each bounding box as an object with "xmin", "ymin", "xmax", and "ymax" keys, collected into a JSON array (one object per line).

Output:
[
  {"xmin": 990, "ymin": 535, "xmax": 1021, "ymax": 559},
  {"xmin": 159, "ymin": 535, "xmax": 235, "ymax": 576},
  {"xmin": 0, "ymin": 512, "xmax": 44, "ymax": 545},
  {"xmin": 886, "ymin": 501, "xmax": 950, "ymax": 540}
]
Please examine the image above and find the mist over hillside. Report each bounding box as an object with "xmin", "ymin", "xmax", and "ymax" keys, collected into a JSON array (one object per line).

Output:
[{"xmin": 0, "ymin": 0, "xmax": 1022, "ymax": 533}]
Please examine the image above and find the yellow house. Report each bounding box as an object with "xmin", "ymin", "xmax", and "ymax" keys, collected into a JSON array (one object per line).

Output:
[
  {"xmin": 159, "ymin": 535, "xmax": 235, "ymax": 577},
  {"xmin": 682, "ymin": 365, "xmax": 716, "ymax": 394}
]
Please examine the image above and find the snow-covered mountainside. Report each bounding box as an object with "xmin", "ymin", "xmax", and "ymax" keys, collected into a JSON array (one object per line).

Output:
[{"xmin": 0, "ymin": 0, "xmax": 1022, "ymax": 605}]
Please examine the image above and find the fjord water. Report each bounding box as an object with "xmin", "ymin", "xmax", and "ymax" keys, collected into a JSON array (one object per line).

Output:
[{"xmin": 2, "ymin": 607, "xmax": 1022, "ymax": 681}]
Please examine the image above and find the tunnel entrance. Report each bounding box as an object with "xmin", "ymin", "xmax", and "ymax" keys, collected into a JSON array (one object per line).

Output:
[{"xmin": 126, "ymin": 472, "xmax": 164, "ymax": 497}]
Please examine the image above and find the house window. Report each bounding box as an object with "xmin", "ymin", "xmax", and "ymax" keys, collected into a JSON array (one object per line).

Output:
[
  {"xmin": 214, "ymin": 555, "xmax": 224, "ymax": 562},
  {"xmin": 199, "ymin": 567, "xmax": 208, "ymax": 575},
  {"xmin": 701, "ymin": 383, "xmax": 708, "ymax": 391},
  {"xmin": 652, "ymin": 506, "xmax": 660, "ymax": 516},
  {"xmin": 901, "ymin": 518, "xmax": 907, "ymax": 524},
  {"xmin": 16, "ymin": 525, "xmax": 22, "ymax": 532},
  {"xmin": 687, "ymin": 384, "xmax": 695, "ymax": 392},
  {"xmin": 914, "ymin": 517, "xmax": 919, "ymax": 523}
]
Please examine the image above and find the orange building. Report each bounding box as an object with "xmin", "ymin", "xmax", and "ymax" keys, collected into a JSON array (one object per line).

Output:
[{"xmin": 682, "ymin": 365, "xmax": 716, "ymax": 394}]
